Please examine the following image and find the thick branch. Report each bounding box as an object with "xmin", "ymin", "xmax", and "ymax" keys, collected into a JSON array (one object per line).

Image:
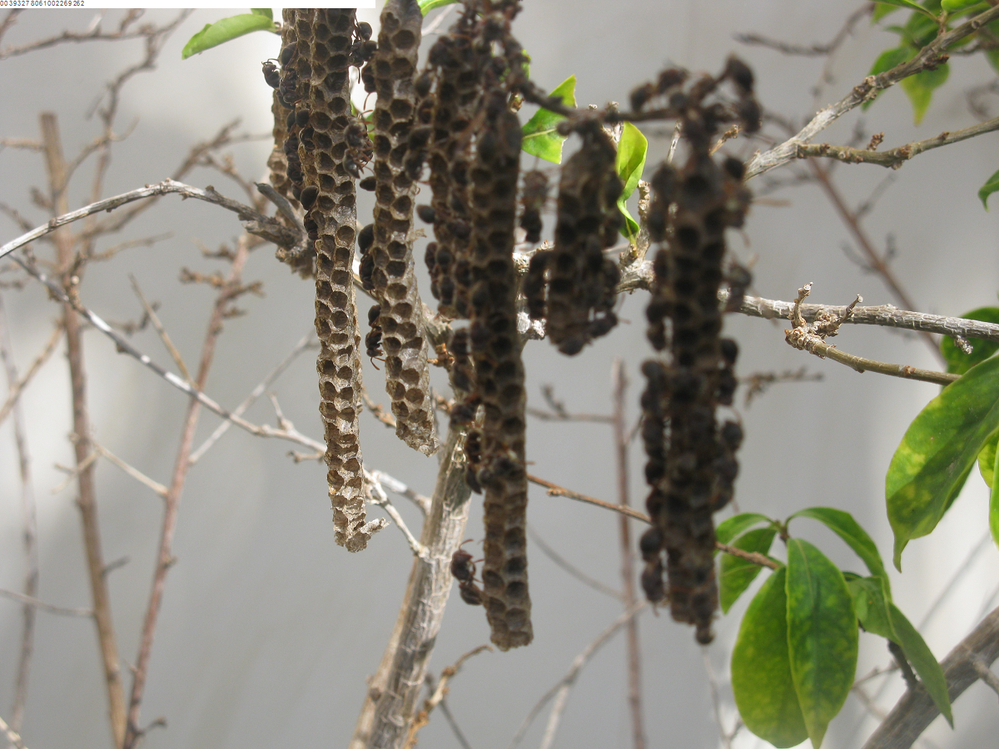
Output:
[
  {"xmin": 863, "ymin": 605, "xmax": 999, "ymax": 749},
  {"xmin": 350, "ymin": 423, "xmax": 473, "ymax": 749}
]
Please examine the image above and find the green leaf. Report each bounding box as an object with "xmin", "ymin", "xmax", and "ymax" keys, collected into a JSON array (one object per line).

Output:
[
  {"xmin": 720, "ymin": 527, "xmax": 779, "ymax": 613},
  {"xmin": 716, "ymin": 512, "xmax": 773, "ymax": 546},
  {"xmin": 181, "ymin": 14, "xmax": 278, "ymax": 59},
  {"xmin": 991, "ymin": 442, "xmax": 999, "ymax": 548},
  {"xmin": 847, "ymin": 575, "xmax": 895, "ymax": 639},
  {"xmin": 521, "ymin": 75, "xmax": 576, "ymax": 164},
  {"xmin": 789, "ymin": 507, "xmax": 889, "ymax": 592},
  {"xmin": 940, "ymin": 307, "xmax": 999, "ymax": 373},
  {"xmin": 887, "ymin": 354, "xmax": 999, "ymax": 569},
  {"xmin": 978, "ymin": 168, "xmax": 999, "ymax": 211},
  {"xmin": 846, "ymin": 576, "xmax": 953, "ymax": 723},
  {"xmin": 979, "ymin": 434, "xmax": 997, "ymax": 488},
  {"xmin": 941, "ymin": 0, "xmax": 983, "ymax": 10},
  {"xmin": 888, "ymin": 603, "xmax": 953, "ymax": 725},
  {"xmin": 863, "ymin": 46, "xmax": 914, "ymax": 110},
  {"xmin": 419, "ymin": 0, "xmax": 460, "ymax": 14},
  {"xmin": 785, "ymin": 539, "xmax": 858, "ymax": 748},
  {"xmin": 900, "ymin": 62, "xmax": 949, "ymax": 124},
  {"xmin": 873, "ymin": 0, "xmax": 939, "ymax": 18},
  {"xmin": 614, "ymin": 121, "xmax": 647, "ymax": 243},
  {"xmin": 250, "ymin": 8, "xmax": 272, "ymax": 20},
  {"xmin": 873, "ymin": 2, "xmax": 903, "ymax": 21},
  {"xmin": 731, "ymin": 568, "xmax": 809, "ymax": 748}
]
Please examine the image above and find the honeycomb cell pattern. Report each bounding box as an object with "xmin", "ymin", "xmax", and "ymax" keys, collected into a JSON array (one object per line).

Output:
[
  {"xmin": 637, "ymin": 59, "xmax": 758, "ymax": 643},
  {"xmin": 367, "ymin": 0, "xmax": 439, "ymax": 456},
  {"xmin": 290, "ymin": 8, "xmax": 373, "ymax": 552},
  {"xmin": 533, "ymin": 121, "xmax": 623, "ymax": 355}
]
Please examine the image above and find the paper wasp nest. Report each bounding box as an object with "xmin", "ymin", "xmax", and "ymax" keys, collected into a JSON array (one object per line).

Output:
[
  {"xmin": 637, "ymin": 58, "xmax": 758, "ymax": 642},
  {"xmin": 528, "ymin": 121, "xmax": 622, "ymax": 355},
  {"xmin": 285, "ymin": 8, "xmax": 373, "ymax": 552},
  {"xmin": 366, "ymin": 0, "xmax": 439, "ymax": 456}
]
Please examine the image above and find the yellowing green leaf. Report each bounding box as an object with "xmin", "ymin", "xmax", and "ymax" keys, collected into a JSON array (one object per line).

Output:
[
  {"xmin": 790, "ymin": 507, "xmax": 889, "ymax": 592},
  {"xmin": 887, "ymin": 355, "xmax": 999, "ymax": 569},
  {"xmin": 785, "ymin": 540, "xmax": 858, "ymax": 748},
  {"xmin": 720, "ymin": 527, "xmax": 778, "ymax": 613},
  {"xmin": 732, "ymin": 568, "xmax": 809, "ymax": 748},
  {"xmin": 521, "ymin": 75, "xmax": 576, "ymax": 164}
]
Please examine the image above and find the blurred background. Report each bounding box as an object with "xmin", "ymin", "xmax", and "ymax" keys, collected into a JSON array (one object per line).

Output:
[{"xmin": 1, "ymin": 3, "xmax": 998, "ymax": 748}]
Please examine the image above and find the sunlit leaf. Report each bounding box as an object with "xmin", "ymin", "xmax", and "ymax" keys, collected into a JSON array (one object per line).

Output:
[
  {"xmin": 521, "ymin": 75, "xmax": 576, "ymax": 164},
  {"xmin": 419, "ymin": 0, "xmax": 460, "ymax": 14},
  {"xmin": 250, "ymin": 8, "xmax": 272, "ymax": 20},
  {"xmin": 941, "ymin": 0, "xmax": 984, "ymax": 10},
  {"xmin": 887, "ymin": 354, "xmax": 999, "ymax": 569},
  {"xmin": 790, "ymin": 507, "xmax": 889, "ymax": 591},
  {"xmin": 979, "ymin": 435, "xmax": 997, "ymax": 488},
  {"xmin": 720, "ymin": 527, "xmax": 778, "ymax": 613},
  {"xmin": 732, "ymin": 568, "xmax": 809, "ymax": 748},
  {"xmin": 182, "ymin": 14, "xmax": 278, "ymax": 59},
  {"xmin": 785, "ymin": 539, "xmax": 858, "ymax": 748},
  {"xmin": 615, "ymin": 121, "xmax": 647, "ymax": 242},
  {"xmin": 847, "ymin": 575, "xmax": 894, "ymax": 639}
]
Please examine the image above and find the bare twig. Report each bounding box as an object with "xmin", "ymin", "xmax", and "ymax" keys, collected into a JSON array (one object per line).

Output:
[
  {"xmin": 746, "ymin": 4, "xmax": 999, "ymax": 180},
  {"xmin": 0, "ymin": 320, "xmax": 62, "ymax": 428},
  {"xmin": 366, "ymin": 474, "xmax": 423, "ymax": 557},
  {"xmin": 0, "ymin": 294, "xmax": 40, "ymax": 736},
  {"xmin": 0, "ymin": 589, "xmax": 92, "ymax": 618},
  {"xmin": 715, "ymin": 543, "xmax": 782, "ymax": 571},
  {"xmin": 0, "ymin": 714, "xmax": 27, "ymax": 749},
  {"xmin": 128, "ymin": 275, "xmax": 191, "ymax": 382},
  {"xmin": 863, "ymin": 605, "xmax": 999, "ymax": 749},
  {"xmin": 517, "ymin": 601, "xmax": 646, "ymax": 749},
  {"xmin": 189, "ymin": 333, "xmax": 315, "ymax": 463},
  {"xmin": 795, "ymin": 116, "xmax": 999, "ymax": 169},
  {"xmin": 527, "ymin": 473, "xmax": 650, "ymax": 523},
  {"xmin": 123, "ymin": 233, "xmax": 252, "ymax": 749},
  {"xmin": 41, "ymin": 112, "xmax": 127, "ymax": 749},
  {"xmin": 92, "ymin": 442, "xmax": 168, "ymax": 497},
  {"xmin": 0, "ymin": 179, "xmax": 297, "ymax": 264},
  {"xmin": 805, "ymin": 159, "xmax": 942, "ymax": 359},
  {"xmin": 404, "ymin": 644, "xmax": 491, "ymax": 749},
  {"xmin": 612, "ymin": 359, "xmax": 646, "ymax": 749},
  {"xmin": 784, "ymin": 284, "xmax": 957, "ymax": 386},
  {"xmin": 527, "ymin": 525, "xmax": 623, "ymax": 600}
]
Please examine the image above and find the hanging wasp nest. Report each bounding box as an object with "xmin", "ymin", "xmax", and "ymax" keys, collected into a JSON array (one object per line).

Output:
[{"xmin": 264, "ymin": 0, "xmax": 759, "ymax": 646}]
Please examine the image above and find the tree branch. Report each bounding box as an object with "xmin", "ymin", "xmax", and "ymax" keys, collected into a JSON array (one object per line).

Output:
[
  {"xmin": 745, "ymin": 4, "xmax": 999, "ymax": 180},
  {"xmin": 863, "ymin": 605, "xmax": 999, "ymax": 749}
]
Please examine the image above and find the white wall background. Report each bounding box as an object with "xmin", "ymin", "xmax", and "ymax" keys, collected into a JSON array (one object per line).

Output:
[{"xmin": 1, "ymin": 3, "xmax": 998, "ymax": 749}]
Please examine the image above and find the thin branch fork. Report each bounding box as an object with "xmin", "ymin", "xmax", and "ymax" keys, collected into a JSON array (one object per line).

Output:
[
  {"xmin": 745, "ymin": 4, "xmax": 999, "ymax": 180},
  {"xmin": 795, "ymin": 115, "xmax": 999, "ymax": 169},
  {"xmin": 784, "ymin": 283, "xmax": 959, "ymax": 386},
  {"xmin": 0, "ymin": 178, "xmax": 295, "ymax": 264}
]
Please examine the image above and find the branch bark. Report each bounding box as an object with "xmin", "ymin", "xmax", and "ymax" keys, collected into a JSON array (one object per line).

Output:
[
  {"xmin": 349, "ymin": 422, "xmax": 473, "ymax": 749},
  {"xmin": 863, "ymin": 605, "xmax": 999, "ymax": 749},
  {"xmin": 40, "ymin": 111, "xmax": 127, "ymax": 748}
]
